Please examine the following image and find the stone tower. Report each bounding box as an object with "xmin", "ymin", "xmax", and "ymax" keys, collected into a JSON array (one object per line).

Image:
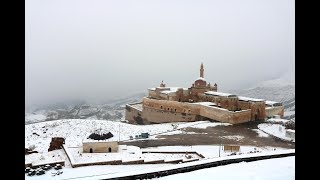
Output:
[{"xmin": 200, "ymin": 63, "xmax": 204, "ymax": 78}]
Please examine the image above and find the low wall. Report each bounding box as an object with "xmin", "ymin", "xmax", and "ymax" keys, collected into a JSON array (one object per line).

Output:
[
  {"xmin": 122, "ymin": 159, "xmax": 144, "ymax": 165},
  {"xmin": 72, "ymin": 160, "xmax": 122, "ymax": 168},
  {"xmin": 32, "ymin": 161, "xmax": 65, "ymax": 168},
  {"xmin": 200, "ymin": 105, "xmax": 251, "ymax": 124}
]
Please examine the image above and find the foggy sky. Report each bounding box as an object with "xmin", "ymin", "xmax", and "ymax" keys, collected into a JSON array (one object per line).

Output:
[{"xmin": 25, "ymin": 0, "xmax": 295, "ymax": 106}]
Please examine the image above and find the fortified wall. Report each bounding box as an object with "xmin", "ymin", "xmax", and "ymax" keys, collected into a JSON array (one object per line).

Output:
[{"xmin": 125, "ymin": 63, "xmax": 284, "ymax": 125}]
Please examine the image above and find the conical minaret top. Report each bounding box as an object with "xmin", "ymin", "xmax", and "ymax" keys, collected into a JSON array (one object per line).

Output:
[{"xmin": 200, "ymin": 62, "xmax": 204, "ymax": 78}]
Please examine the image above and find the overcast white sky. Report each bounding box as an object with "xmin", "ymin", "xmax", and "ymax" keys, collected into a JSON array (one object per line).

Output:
[{"xmin": 25, "ymin": 0, "xmax": 294, "ymax": 106}]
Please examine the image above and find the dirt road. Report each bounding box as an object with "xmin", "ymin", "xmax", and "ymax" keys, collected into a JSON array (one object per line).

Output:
[{"xmin": 121, "ymin": 121, "xmax": 295, "ymax": 149}]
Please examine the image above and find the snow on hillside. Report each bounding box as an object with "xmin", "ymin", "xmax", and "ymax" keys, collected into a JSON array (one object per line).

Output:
[
  {"xmin": 157, "ymin": 156, "xmax": 295, "ymax": 180},
  {"xmin": 230, "ymin": 74, "xmax": 295, "ymax": 120},
  {"xmin": 25, "ymin": 113, "xmax": 47, "ymax": 124},
  {"xmin": 258, "ymin": 123, "xmax": 294, "ymax": 142}
]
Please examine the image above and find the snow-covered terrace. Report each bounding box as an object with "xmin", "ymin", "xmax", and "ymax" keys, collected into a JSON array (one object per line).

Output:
[
  {"xmin": 204, "ymin": 91, "xmax": 237, "ymax": 97},
  {"xmin": 160, "ymin": 87, "xmax": 184, "ymax": 95},
  {"xmin": 129, "ymin": 103, "xmax": 143, "ymax": 111},
  {"xmin": 238, "ymin": 96, "xmax": 265, "ymax": 102},
  {"xmin": 192, "ymin": 102, "xmax": 217, "ymax": 106},
  {"xmin": 265, "ymin": 100, "xmax": 282, "ymax": 106}
]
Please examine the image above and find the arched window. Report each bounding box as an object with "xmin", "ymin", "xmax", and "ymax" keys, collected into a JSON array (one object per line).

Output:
[{"xmin": 108, "ymin": 147, "xmax": 112, "ymax": 152}]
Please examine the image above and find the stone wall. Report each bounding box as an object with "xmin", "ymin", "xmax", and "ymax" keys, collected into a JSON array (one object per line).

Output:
[
  {"xmin": 199, "ymin": 105, "xmax": 251, "ymax": 124},
  {"xmin": 265, "ymin": 106, "xmax": 284, "ymax": 118},
  {"xmin": 238, "ymin": 101, "xmax": 251, "ymax": 110},
  {"xmin": 142, "ymin": 107, "xmax": 200, "ymax": 123},
  {"xmin": 249, "ymin": 102, "xmax": 266, "ymax": 120},
  {"xmin": 125, "ymin": 104, "xmax": 144, "ymax": 124},
  {"xmin": 142, "ymin": 97, "xmax": 252, "ymax": 124},
  {"xmin": 83, "ymin": 141, "xmax": 119, "ymax": 153},
  {"xmin": 143, "ymin": 97, "xmax": 200, "ymax": 115},
  {"xmin": 198, "ymin": 94, "xmax": 238, "ymax": 111}
]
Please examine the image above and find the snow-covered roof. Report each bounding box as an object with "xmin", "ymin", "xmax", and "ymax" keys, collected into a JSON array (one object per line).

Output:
[
  {"xmin": 192, "ymin": 102, "xmax": 217, "ymax": 106},
  {"xmin": 195, "ymin": 77, "xmax": 206, "ymax": 81},
  {"xmin": 160, "ymin": 87, "xmax": 183, "ymax": 95},
  {"xmin": 286, "ymin": 129, "xmax": 295, "ymax": 133},
  {"xmin": 266, "ymin": 101, "xmax": 279, "ymax": 105},
  {"xmin": 204, "ymin": 91, "xmax": 237, "ymax": 97},
  {"xmin": 83, "ymin": 136, "xmax": 118, "ymax": 143},
  {"xmin": 238, "ymin": 96, "xmax": 265, "ymax": 102},
  {"xmin": 148, "ymin": 88, "xmax": 156, "ymax": 91}
]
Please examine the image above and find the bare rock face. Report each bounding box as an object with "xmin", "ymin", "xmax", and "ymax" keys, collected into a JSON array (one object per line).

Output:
[{"xmin": 48, "ymin": 137, "xmax": 65, "ymax": 152}]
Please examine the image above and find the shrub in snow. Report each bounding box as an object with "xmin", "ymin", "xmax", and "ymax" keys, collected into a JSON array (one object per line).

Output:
[{"xmin": 285, "ymin": 120, "xmax": 295, "ymax": 130}]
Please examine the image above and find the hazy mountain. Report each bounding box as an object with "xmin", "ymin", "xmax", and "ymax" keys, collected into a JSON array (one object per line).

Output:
[
  {"xmin": 229, "ymin": 75, "xmax": 295, "ymax": 119},
  {"xmin": 25, "ymin": 92, "xmax": 146, "ymax": 124}
]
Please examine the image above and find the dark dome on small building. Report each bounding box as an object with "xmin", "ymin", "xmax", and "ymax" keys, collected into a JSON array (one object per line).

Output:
[{"xmin": 88, "ymin": 131, "xmax": 114, "ymax": 140}]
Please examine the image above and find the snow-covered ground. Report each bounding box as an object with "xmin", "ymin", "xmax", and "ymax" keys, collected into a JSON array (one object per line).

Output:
[
  {"xmin": 258, "ymin": 123, "xmax": 294, "ymax": 142},
  {"xmin": 25, "ymin": 119, "xmax": 229, "ymax": 153},
  {"xmin": 156, "ymin": 156, "xmax": 295, "ymax": 180},
  {"xmin": 25, "ymin": 145, "xmax": 290, "ymax": 179},
  {"xmin": 143, "ymin": 145, "xmax": 284, "ymax": 159},
  {"xmin": 25, "ymin": 163, "xmax": 173, "ymax": 180}
]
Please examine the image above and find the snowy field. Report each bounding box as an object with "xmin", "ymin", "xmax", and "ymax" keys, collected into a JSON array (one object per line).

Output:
[
  {"xmin": 157, "ymin": 156, "xmax": 295, "ymax": 180},
  {"xmin": 25, "ymin": 119, "xmax": 294, "ymax": 179},
  {"xmin": 258, "ymin": 123, "xmax": 295, "ymax": 142},
  {"xmin": 143, "ymin": 145, "xmax": 285, "ymax": 159},
  {"xmin": 25, "ymin": 119, "xmax": 230, "ymax": 153},
  {"xmin": 25, "ymin": 163, "xmax": 173, "ymax": 180},
  {"xmin": 25, "ymin": 145, "xmax": 290, "ymax": 179}
]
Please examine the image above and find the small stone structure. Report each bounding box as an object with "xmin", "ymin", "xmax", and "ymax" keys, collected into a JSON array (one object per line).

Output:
[
  {"xmin": 83, "ymin": 131, "xmax": 118, "ymax": 153},
  {"xmin": 224, "ymin": 145, "xmax": 240, "ymax": 152}
]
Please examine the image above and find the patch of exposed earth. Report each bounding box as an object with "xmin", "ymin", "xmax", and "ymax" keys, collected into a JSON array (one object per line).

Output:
[{"xmin": 121, "ymin": 121, "xmax": 295, "ymax": 149}]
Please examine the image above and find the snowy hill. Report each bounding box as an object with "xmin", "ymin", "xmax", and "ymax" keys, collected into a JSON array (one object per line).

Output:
[{"xmin": 25, "ymin": 92, "xmax": 146, "ymax": 124}]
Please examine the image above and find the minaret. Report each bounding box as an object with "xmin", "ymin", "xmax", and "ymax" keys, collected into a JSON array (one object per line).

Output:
[{"xmin": 200, "ymin": 63, "xmax": 204, "ymax": 78}]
